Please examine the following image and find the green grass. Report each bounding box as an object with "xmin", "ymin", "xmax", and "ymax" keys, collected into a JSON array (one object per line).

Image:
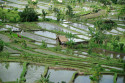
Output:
[
  {"xmin": 43, "ymin": 66, "xmax": 49, "ymax": 77},
  {"xmin": 113, "ymin": 73, "xmax": 117, "ymax": 83},
  {"xmin": 70, "ymin": 72, "xmax": 78, "ymax": 83},
  {"xmin": 19, "ymin": 62, "xmax": 28, "ymax": 82}
]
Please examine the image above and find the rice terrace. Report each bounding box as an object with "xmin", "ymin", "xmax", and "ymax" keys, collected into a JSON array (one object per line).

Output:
[{"xmin": 0, "ymin": 0, "xmax": 125, "ymax": 83}]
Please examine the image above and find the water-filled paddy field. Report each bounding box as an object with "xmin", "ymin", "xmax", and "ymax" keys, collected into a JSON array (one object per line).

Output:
[{"xmin": 0, "ymin": 0, "xmax": 125, "ymax": 83}]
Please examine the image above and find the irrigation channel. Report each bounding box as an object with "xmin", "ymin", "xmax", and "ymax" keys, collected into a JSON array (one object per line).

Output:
[{"xmin": 0, "ymin": 0, "xmax": 125, "ymax": 83}]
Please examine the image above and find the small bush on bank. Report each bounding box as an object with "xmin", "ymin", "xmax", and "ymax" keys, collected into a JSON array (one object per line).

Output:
[
  {"xmin": 28, "ymin": 0, "xmax": 38, "ymax": 5},
  {"xmin": 0, "ymin": 40, "xmax": 4, "ymax": 52},
  {"xmin": 41, "ymin": 40, "xmax": 47, "ymax": 48},
  {"xmin": 94, "ymin": 19, "xmax": 117, "ymax": 31},
  {"xmin": 66, "ymin": 40, "xmax": 75, "ymax": 48},
  {"xmin": 19, "ymin": 6, "xmax": 39, "ymax": 22}
]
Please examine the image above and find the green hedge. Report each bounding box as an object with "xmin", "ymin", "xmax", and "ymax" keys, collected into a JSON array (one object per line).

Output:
[{"xmin": 0, "ymin": 8, "xmax": 20, "ymax": 22}]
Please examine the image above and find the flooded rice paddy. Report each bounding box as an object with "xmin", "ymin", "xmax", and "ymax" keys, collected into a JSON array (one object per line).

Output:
[
  {"xmin": 0, "ymin": 62, "xmax": 124, "ymax": 83},
  {"xmin": 0, "ymin": 0, "xmax": 125, "ymax": 83}
]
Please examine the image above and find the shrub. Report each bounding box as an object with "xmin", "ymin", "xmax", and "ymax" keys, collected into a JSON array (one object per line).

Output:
[
  {"xmin": 123, "ymin": 63, "xmax": 125, "ymax": 71},
  {"xmin": 76, "ymin": 43, "xmax": 85, "ymax": 49},
  {"xmin": 111, "ymin": 40, "xmax": 119, "ymax": 50},
  {"xmin": 66, "ymin": 40, "xmax": 75, "ymax": 48},
  {"xmin": 40, "ymin": 71, "xmax": 50, "ymax": 83},
  {"xmin": 117, "ymin": 0, "xmax": 125, "ymax": 4},
  {"xmin": 65, "ymin": 32, "xmax": 77, "ymax": 38},
  {"xmin": 0, "ymin": 8, "xmax": 20, "ymax": 23},
  {"xmin": 57, "ymin": 12, "xmax": 61, "ymax": 21},
  {"xmin": 28, "ymin": 0, "xmax": 38, "ymax": 6},
  {"xmin": 94, "ymin": 19, "xmax": 117, "ymax": 31},
  {"xmin": 110, "ymin": 69, "xmax": 123, "ymax": 73},
  {"xmin": 42, "ymin": 9, "xmax": 47, "ymax": 21},
  {"xmin": 89, "ymin": 30, "xmax": 106, "ymax": 44},
  {"xmin": 22, "ymin": 40, "xmax": 27, "ymax": 48},
  {"xmin": 66, "ymin": 5, "xmax": 74, "ymax": 17},
  {"xmin": 90, "ymin": 64, "xmax": 104, "ymax": 82},
  {"xmin": 93, "ymin": 7, "xmax": 99, "ymax": 13},
  {"xmin": 118, "ymin": 5, "xmax": 125, "ymax": 16},
  {"xmin": 90, "ymin": 5, "xmax": 100, "ymax": 13},
  {"xmin": 41, "ymin": 40, "xmax": 47, "ymax": 48},
  {"xmin": 119, "ymin": 43, "xmax": 124, "ymax": 51},
  {"xmin": 0, "ymin": 40, "xmax": 4, "ymax": 52},
  {"xmin": 98, "ymin": 0, "xmax": 111, "ymax": 6},
  {"xmin": 88, "ymin": 48, "xmax": 92, "ymax": 54},
  {"xmin": 66, "ymin": 48, "xmax": 73, "ymax": 55},
  {"xmin": 19, "ymin": 6, "xmax": 39, "ymax": 22},
  {"xmin": 54, "ymin": 45, "xmax": 61, "ymax": 51},
  {"xmin": 0, "ymin": 52, "xmax": 9, "ymax": 58},
  {"xmin": 53, "ymin": 7, "xmax": 64, "ymax": 22},
  {"xmin": 111, "ymin": 0, "xmax": 117, "ymax": 4}
]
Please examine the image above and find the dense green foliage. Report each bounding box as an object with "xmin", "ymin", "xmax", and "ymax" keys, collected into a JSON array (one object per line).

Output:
[
  {"xmin": 0, "ymin": 8, "xmax": 20, "ymax": 22},
  {"xmin": 66, "ymin": 40, "xmax": 75, "ymax": 48},
  {"xmin": 66, "ymin": 5, "xmax": 74, "ymax": 17},
  {"xmin": 41, "ymin": 40, "xmax": 47, "ymax": 48},
  {"xmin": 42, "ymin": 9, "xmax": 47, "ymax": 21},
  {"xmin": 28, "ymin": 0, "xmax": 38, "ymax": 5},
  {"xmin": 117, "ymin": 0, "xmax": 125, "ymax": 4},
  {"xmin": 94, "ymin": 19, "xmax": 117, "ymax": 31},
  {"xmin": 22, "ymin": 40, "xmax": 27, "ymax": 48},
  {"xmin": 118, "ymin": 6, "xmax": 125, "ymax": 16},
  {"xmin": 98, "ymin": 0, "xmax": 111, "ymax": 6},
  {"xmin": 89, "ymin": 28, "xmax": 108, "ymax": 44},
  {"xmin": 53, "ymin": 7, "xmax": 64, "ymax": 21},
  {"xmin": 0, "ymin": 40, "xmax": 4, "ymax": 52},
  {"xmin": 113, "ymin": 73, "xmax": 117, "ymax": 83},
  {"xmin": 111, "ymin": 0, "xmax": 117, "ymax": 4},
  {"xmin": 90, "ymin": 64, "xmax": 104, "ymax": 81},
  {"xmin": 40, "ymin": 73, "xmax": 50, "ymax": 83},
  {"xmin": 19, "ymin": 6, "xmax": 39, "ymax": 22}
]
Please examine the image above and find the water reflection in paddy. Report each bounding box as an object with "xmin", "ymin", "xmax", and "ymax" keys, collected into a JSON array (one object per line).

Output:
[
  {"xmin": 0, "ymin": 25, "xmax": 20, "ymax": 31},
  {"xmin": 34, "ymin": 31, "xmax": 57, "ymax": 39},
  {"xmin": 38, "ymin": 22, "xmax": 77, "ymax": 34},
  {"xmin": 61, "ymin": 24, "xmax": 88, "ymax": 34},
  {"xmin": 7, "ymin": 3, "xmax": 25, "ymax": 8},
  {"xmin": 93, "ymin": 48, "xmax": 125, "ymax": 60},
  {"xmin": 46, "ymin": 16, "xmax": 57, "ymax": 20},
  {"xmin": 7, "ymin": 0, "xmax": 27, "ymax": 4},
  {"xmin": 74, "ymin": 75, "xmax": 91, "ymax": 83},
  {"xmin": 0, "ymin": 62, "xmax": 23, "ymax": 82},
  {"xmin": 71, "ymin": 23, "xmax": 89, "ymax": 31},
  {"xmin": 17, "ymin": 32, "xmax": 56, "ymax": 44},
  {"xmin": 34, "ymin": 42, "xmax": 56, "ymax": 47},
  {"xmin": 99, "ymin": 75, "xmax": 114, "ymax": 83},
  {"xmin": 47, "ymin": 69, "xmax": 75, "ymax": 83},
  {"xmin": 75, "ymin": 75, "xmax": 125, "ymax": 83},
  {"xmin": 26, "ymin": 65, "xmax": 45, "ymax": 83},
  {"xmin": 117, "ymin": 27, "xmax": 125, "ymax": 32},
  {"xmin": 77, "ymin": 35, "xmax": 90, "ymax": 40}
]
